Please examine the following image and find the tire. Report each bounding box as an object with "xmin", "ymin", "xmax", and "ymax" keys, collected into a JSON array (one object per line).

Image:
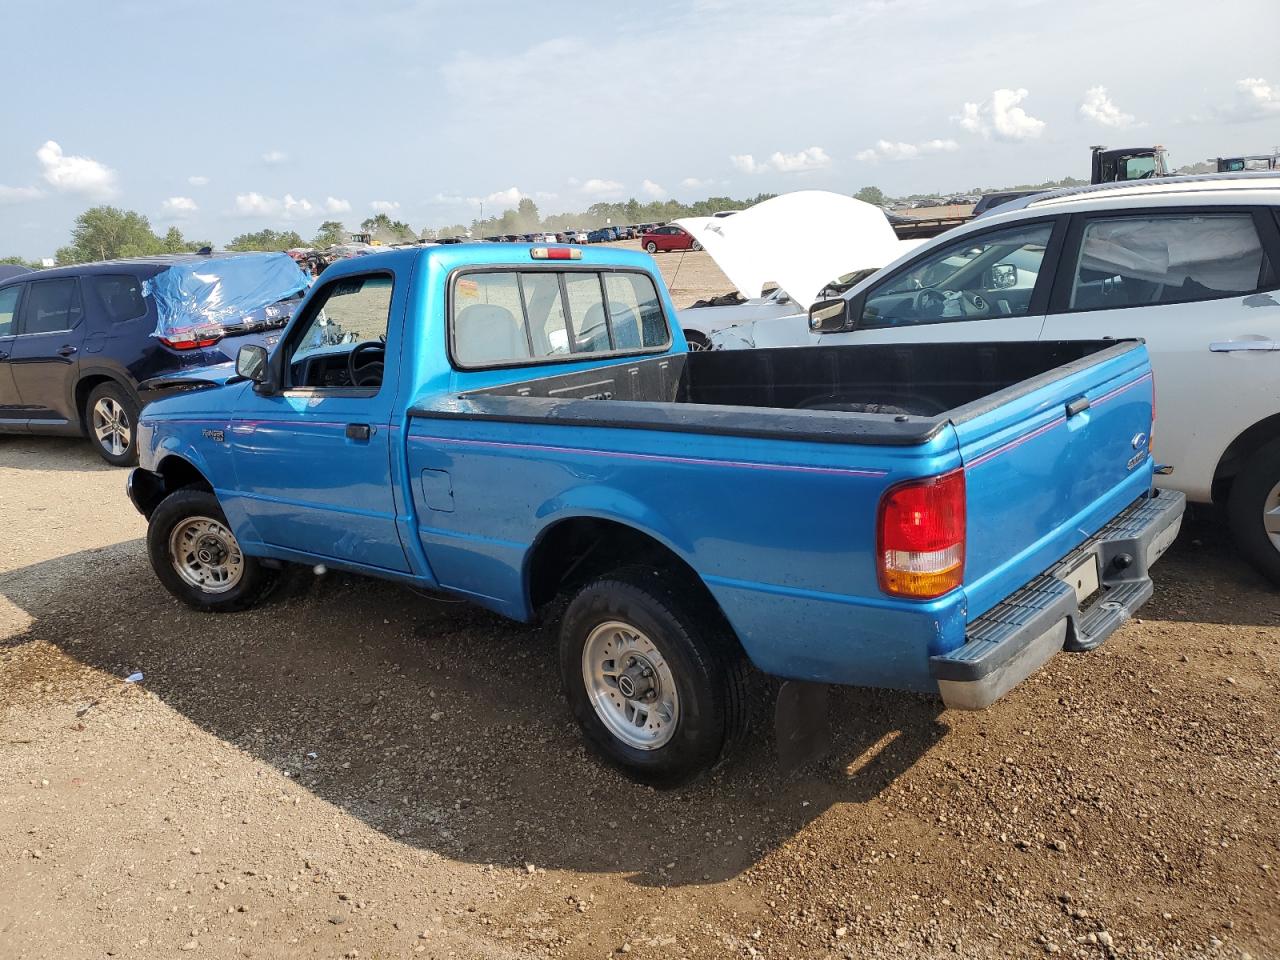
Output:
[
  {"xmin": 85, "ymin": 381, "xmax": 140, "ymax": 467},
  {"xmin": 559, "ymin": 566, "xmax": 750, "ymax": 788},
  {"xmin": 147, "ymin": 489, "xmax": 279, "ymax": 612},
  {"xmin": 684, "ymin": 330, "xmax": 711, "ymax": 352},
  {"xmin": 691, "ymin": 240, "xmax": 703, "ymax": 252},
  {"xmin": 645, "ymin": 241, "xmax": 658, "ymax": 254},
  {"xmin": 1227, "ymin": 440, "xmax": 1280, "ymax": 585}
]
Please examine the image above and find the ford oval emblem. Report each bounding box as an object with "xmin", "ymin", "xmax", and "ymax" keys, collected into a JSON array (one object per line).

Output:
[{"xmin": 1131, "ymin": 432, "xmax": 1149, "ymax": 450}]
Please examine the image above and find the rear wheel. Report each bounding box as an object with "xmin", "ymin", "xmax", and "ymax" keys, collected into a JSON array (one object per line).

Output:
[
  {"xmin": 86, "ymin": 381, "xmax": 139, "ymax": 467},
  {"xmin": 559, "ymin": 567, "xmax": 749, "ymax": 788},
  {"xmin": 1228, "ymin": 441, "xmax": 1280, "ymax": 585},
  {"xmin": 645, "ymin": 241, "xmax": 658, "ymax": 254},
  {"xmin": 147, "ymin": 489, "xmax": 278, "ymax": 611}
]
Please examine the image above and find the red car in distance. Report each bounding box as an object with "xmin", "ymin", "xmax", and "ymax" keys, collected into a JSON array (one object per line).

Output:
[{"xmin": 641, "ymin": 225, "xmax": 702, "ymax": 254}]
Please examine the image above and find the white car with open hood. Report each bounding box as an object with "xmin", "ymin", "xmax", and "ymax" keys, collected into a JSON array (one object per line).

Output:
[
  {"xmin": 672, "ymin": 191, "xmax": 923, "ymax": 349},
  {"xmin": 714, "ymin": 174, "xmax": 1280, "ymax": 584}
]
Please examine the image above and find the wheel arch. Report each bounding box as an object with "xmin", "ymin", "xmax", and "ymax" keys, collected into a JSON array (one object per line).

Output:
[
  {"xmin": 1211, "ymin": 413, "xmax": 1280, "ymax": 504},
  {"xmin": 74, "ymin": 373, "xmax": 135, "ymax": 432},
  {"xmin": 132, "ymin": 454, "xmax": 215, "ymax": 518}
]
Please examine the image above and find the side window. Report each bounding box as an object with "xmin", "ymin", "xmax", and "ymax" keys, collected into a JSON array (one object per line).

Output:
[
  {"xmin": 20, "ymin": 278, "xmax": 83, "ymax": 334},
  {"xmin": 0, "ymin": 285, "xmax": 20, "ymax": 336},
  {"xmin": 861, "ymin": 222, "xmax": 1053, "ymax": 328},
  {"xmin": 1069, "ymin": 213, "xmax": 1273, "ymax": 311},
  {"xmin": 290, "ymin": 274, "xmax": 393, "ymax": 389},
  {"xmin": 452, "ymin": 270, "xmax": 671, "ymax": 367},
  {"xmin": 94, "ymin": 274, "xmax": 148, "ymax": 323}
]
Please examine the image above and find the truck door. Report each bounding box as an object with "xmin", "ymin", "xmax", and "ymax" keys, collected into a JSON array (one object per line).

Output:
[
  {"xmin": 1039, "ymin": 207, "xmax": 1280, "ymax": 501},
  {"xmin": 0, "ymin": 284, "xmax": 22, "ymax": 429},
  {"xmin": 228, "ymin": 270, "xmax": 411, "ymax": 573},
  {"xmin": 9, "ymin": 277, "xmax": 86, "ymax": 428}
]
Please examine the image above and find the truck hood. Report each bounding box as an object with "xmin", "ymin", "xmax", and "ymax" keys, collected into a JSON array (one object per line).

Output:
[
  {"xmin": 674, "ymin": 191, "xmax": 920, "ymax": 310},
  {"xmin": 138, "ymin": 361, "xmax": 241, "ymax": 393}
]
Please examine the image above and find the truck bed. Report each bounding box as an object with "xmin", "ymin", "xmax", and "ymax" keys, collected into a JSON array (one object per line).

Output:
[{"xmin": 412, "ymin": 340, "xmax": 1136, "ymax": 446}]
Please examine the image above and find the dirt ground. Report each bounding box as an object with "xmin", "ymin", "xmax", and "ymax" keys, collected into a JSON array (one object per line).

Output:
[{"xmin": 1, "ymin": 256, "xmax": 1277, "ymax": 960}]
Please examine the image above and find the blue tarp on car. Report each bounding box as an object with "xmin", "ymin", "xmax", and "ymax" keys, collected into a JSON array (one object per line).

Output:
[{"xmin": 143, "ymin": 252, "xmax": 310, "ymax": 343}]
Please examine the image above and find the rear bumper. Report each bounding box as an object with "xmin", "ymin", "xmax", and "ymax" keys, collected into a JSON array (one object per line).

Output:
[{"xmin": 930, "ymin": 488, "xmax": 1185, "ymax": 710}]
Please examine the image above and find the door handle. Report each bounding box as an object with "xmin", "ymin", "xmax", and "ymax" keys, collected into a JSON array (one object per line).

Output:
[
  {"xmin": 346, "ymin": 423, "xmax": 374, "ymax": 441},
  {"xmin": 57, "ymin": 344, "xmax": 78, "ymax": 357},
  {"xmin": 1210, "ymin": 339, "xmax": 1279, "ymax": 352}
]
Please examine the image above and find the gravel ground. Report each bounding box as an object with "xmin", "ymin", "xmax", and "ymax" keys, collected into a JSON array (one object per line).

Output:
[{"xmin": 1, "ymin": 256, "xmax": 1277, "ymax": 959}]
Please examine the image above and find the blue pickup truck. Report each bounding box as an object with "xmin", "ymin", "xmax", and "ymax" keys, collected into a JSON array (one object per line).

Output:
[{"xmin": 127, "ymin": 242, "xmax": 1184, "ymax": 786}]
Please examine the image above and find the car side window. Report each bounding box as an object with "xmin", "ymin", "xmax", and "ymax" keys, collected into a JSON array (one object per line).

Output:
[
  {"xmin": 289, "ymin": 274, "xmax": 393, "ymax": 389},
  {"xmin": 1068, "ymin": 213, "xmax": 1274, "ymax": 311},
  {"xmin": 19, "ymin": 278, "xmax": 83, "ymax": 334},
  {"xmin": 861, "ymin": 222, "xmax": 1053, "ymax": 328},
  {"xmin": 94, "ymin": 274, "xmax": 148, "ymax": 322},
  {"xmin": 0, "ymin": 285, "xmax": 20, "ymax": 336},
  {"xmin": 452, "ymin": 269, "xmax": 670, "ymax": 367}
]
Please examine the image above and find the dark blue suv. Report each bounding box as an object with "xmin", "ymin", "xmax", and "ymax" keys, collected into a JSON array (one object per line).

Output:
[{"xmin": 0, "ymin": 252, "xmax": 308, "ymax": 465}]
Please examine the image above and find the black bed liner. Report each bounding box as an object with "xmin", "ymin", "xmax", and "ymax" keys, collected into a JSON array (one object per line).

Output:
[{"xmin": 409, "ymin": 340, "xmax": 1141, "ymax": 447}]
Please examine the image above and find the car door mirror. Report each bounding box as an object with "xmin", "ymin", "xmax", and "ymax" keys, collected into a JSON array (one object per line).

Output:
[
  {"xmin": 236, "ymin": 344, "xmax": 273, "ymax": 390},
  {"xmin": 808, "ymin": 298, "xmax": 853, "ymax": 333},
  {"xmin": 989, "ymin": 263, "xmax": 1018, "ymax": 289}
]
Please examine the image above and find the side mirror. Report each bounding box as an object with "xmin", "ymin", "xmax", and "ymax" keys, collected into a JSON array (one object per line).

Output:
[
  {"xmin": 236, "ymin": 344, "xmax": 272, "ymax": 389},
  {"xmin": 989, "ymin": 262, "xmax": 1018, "ymax": 289},
  {"xmin": 808, "ymin": 297, "xmax": 852, "ymax": 333}
]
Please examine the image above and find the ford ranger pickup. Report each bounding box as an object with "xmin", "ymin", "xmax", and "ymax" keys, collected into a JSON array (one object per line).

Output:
[{"xmin": 127, "ymin": 242, "xmax": 1184, "ymax": 786}]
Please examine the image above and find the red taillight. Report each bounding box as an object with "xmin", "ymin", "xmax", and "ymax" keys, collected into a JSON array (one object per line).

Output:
[
  {"xmin": 159, "ymin": 334, "xmax": 223, "ymax": 351},
  {"xmin": 877, "ymin": 469, "xmax": 966, "ymax": 599}
]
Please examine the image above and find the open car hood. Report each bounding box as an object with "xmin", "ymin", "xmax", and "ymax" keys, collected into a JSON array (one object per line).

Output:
[{"xmin": 674, "ymin": 191, "xmax": 918, "ymax": 310}]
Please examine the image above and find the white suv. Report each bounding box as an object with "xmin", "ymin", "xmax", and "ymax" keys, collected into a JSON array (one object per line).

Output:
[{"xmin": 723, "ymin": 175, "xmax": 1280, "ymax": 582}]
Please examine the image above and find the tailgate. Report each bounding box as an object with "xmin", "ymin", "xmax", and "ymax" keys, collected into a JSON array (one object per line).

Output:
[{"xmin": 955, "ymin": 341, "xmax": 1155, "ymax": 619}]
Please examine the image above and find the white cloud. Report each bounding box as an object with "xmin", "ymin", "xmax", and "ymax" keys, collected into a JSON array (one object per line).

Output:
[
  {"xmin": 187, "ymin": 175, "xmax": 209, "ymax": 187},
  {"xmin": 953, "ymin": 88, "xmax": 1045, "ymax": 140},
  {"xmin": 36, "ymin": 140, "xmax": 118, "ymax": 199},
  {"xmin": 1223, "ymin": 77, "xmax": 1280, "ymax": 120},
  {"xmin": 769, "ymin": 146, "xmax": 830, "ymax": 172},
  {"xmin": 680, "ymin": 177, "xmax": 712, "ymax": 190},
  {"xmin": 234, "ymin": 192, "xmax": 280, "ymax": 216},
  {"xmin": 0, "ymin": 184, "xmax": 43, "ymax": 204},
  {"xmin": 580, "ymin": 178, "xmax": 625, "ymax": 198},
  {"xmin": 856, "ymin": 138, "xmax": 959, "ymax": 162},
  {"xmin": 161, "ymin": 196, "xmax": 198, "ymax": 216},
  {"xmin": 282, "ymin": 194, "xmax": 313, "ymax": 218},
  {"xmin": 261, "ymin": 149, "xmax": 288, "ymax": 164},
  {"xmin": 732, "ymin": 147, "xmax": 830, "ymax": 174},
  {"xmin": 1080, "ymin": 86, "xmax": 1135, "ymax": 127},
  {"xmin": 483, "ymin": 186, "xmax": 524, "ymax": 207},
  {"xmin": 640, "ymin": 179, "xmax": 667, "ymax": 199},
  {"xmin": 370, "ymin": 200, "xmax": 400, "ymax": 213},
  {"xmin": 323, "ymin": 196, "xmax": 351, "ymax": 214}
]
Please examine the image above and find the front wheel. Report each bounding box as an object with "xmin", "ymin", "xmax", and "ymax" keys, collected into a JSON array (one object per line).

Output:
[
  {"xmin": 147, "ymin": 489, "xmax": 278, "ymax": 611},
  {"xmin": 690, "ymin": 240, "xmax": 703, "ymax": 252},
  {"xmin": 559, "ymin": 567, "xmax": 749, "ymax": 788},
  {"xmin": 644, "ymin": 241, "xmax": 658, "ymax": 253},
  {"xmin": 86, "ymin": 381, "xmax": 140, "ymax": 466},
  {"xmin": 1227, "ymin": 441, "xmax": 1280, "ymax": 585}
]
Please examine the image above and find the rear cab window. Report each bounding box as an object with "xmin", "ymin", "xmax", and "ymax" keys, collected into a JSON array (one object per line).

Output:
[{"xmin": 451, "ymin": 268, "xmax": 670, "ymax": 368}]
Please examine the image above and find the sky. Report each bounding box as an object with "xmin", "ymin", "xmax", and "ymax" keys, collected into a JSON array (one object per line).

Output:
[{"xmin": 1, "ymin": 0, "xmax": 1278, "ymax": 258}]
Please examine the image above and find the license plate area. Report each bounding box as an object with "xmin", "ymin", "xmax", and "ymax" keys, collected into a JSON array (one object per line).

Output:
[{"xmin": 1057, "ymin": 551, "xmax": 1101, "ymax": 606}]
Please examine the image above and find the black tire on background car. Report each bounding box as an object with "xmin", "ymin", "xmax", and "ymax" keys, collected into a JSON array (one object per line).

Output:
[
  {"xmin": 559, "ymin": 566, "xmax": 750, "ymax": 788},
  {"xmin": 645, "ymin": 241, "xmax": 658, "ymax": 254},
  {"xmin": 684, "ymin": 331, "xmax": 711, "ymax": 352},
  {"xmin": 85, "ymin": 381, "xmax": 140, "ymax": 467},
  {"xmin": 147, "ymin": 489, "xmax": 279, "ymax": 612},
  {"xmin": 691, "ymin": 240, "xmax": 703, "ymax": 252},
  {"xmin": 1226, "ymin": 440, "xmax": 1280, "ymax": 586}
]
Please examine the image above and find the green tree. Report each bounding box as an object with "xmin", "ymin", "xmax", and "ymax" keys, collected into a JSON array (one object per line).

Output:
[
  {"xmin": 313, "ymin": 220, "xmax": 347, "ymax": 248},
  {"xmin": 359, "ymin": 213, "xmax": 417, "ymax": 244},
  {"xmin": 0, "ymin": 255, "xmax": 41, "ymax": 269},
  {"xmin": 854, "ymin": 186, "xmax": 886, "ymax": 206},
  {"xmin": 55, "ymin": 206, "xmax": 167, "ymax": 265},
  {"xmin": 226, "ymin": 228, "xmax": 304, "ymax": 252}
]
